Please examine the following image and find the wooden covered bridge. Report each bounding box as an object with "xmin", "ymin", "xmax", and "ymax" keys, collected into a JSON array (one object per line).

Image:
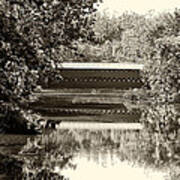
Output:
[
  {"xmin": 32, "ymin": 63, "xmax": 144, "ymax": 130},
  {"xmin": 46, "ymin": 62, "xmax": 143, "ymax": 89}
]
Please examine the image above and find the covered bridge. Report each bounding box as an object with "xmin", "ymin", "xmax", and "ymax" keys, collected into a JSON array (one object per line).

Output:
[{"xmin": 45, "ymin": 62, "xmax": 144, "ymax": 89}]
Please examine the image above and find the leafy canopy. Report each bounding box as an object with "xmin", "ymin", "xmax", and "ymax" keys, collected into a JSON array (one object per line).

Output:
[{"xmin": 0, "ymin": 0, "xmax": 100, "ymax": 132}]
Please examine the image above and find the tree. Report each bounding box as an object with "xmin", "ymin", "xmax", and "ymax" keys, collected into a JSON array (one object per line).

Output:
[
  {"xmin": 0, "ymin": 0, "xmax": 100, "ymax": 133},
  {"xmin": 118, "ymin": 12, "xmax": 153, "ymax": 62},
  {"xmin": 86, "ymin": 11, "xmax": 152, "ymax": 62},
  {"xmin": 93, "ymin": 11, "xmax": 123, "ymax": 43},
  {"xmin": 75, "ymin": 11, "xmax": 124, "ymax": 62},
  {"xmin": 142, "ymin": 9, "xmax": 180, "ymax": 103}
]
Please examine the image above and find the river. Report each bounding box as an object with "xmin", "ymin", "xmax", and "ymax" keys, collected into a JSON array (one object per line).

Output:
[{"xmin": 1, "ymin": 103, "xmax": 180, "ymax": 179}]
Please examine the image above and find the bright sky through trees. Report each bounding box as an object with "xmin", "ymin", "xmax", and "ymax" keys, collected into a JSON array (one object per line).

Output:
[{"xmin": 98, "ymin": 0, "xmax": 180, "ymax": 15}]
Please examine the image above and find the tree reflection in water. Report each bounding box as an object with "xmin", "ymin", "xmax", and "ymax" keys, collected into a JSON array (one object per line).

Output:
[
  {"xmin": 18, "ymin": 130, "xmax": 80, "ymax": 180},
  {"xmin": 140, "ymin": 104, "xmax": 180, "ymax": 179},
  {"xmin": 17, "ymin": 128, "xmax": 161, "ymax": 180},
  {"xmin": 17, "ymin": 128, "xmax": 164, "ymax": 179}
]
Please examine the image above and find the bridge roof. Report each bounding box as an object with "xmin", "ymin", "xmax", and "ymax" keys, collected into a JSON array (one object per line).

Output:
[{"xmin": 58, "ymin": 63, "xmax": 144, "ymax": 70}]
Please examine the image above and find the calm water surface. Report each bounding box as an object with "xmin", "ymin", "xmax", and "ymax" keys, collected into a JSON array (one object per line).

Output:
[{"xmin": 1, "ymin": 104, "xmax": 180, "ymax": 180}]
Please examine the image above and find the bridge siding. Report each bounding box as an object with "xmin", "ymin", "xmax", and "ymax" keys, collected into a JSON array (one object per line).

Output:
[{"xmin": 43, "ymin": 69, "xmax": 142, "ymax": 89}]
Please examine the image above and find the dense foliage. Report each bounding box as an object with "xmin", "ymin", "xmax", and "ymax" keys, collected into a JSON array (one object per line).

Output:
[
  {"xmin": 74, "ymin": 11, "xmax": 152, "ymax": 62},
  {"xmin": 142, "ymin": 10, "xmax": 180, "ymax": 103},
  {"xmin": 0, "ymin": 0, "xmax": 100, "ymax": 133},
  {"xmin": 77, "ymin": 9, "xmax": 180, "ymax": 103}
]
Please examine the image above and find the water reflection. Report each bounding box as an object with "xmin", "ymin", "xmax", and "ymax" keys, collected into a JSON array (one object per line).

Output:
[
  {"xmin": 141, "ymin": 105, "xmax": 180, "ymax": 166},
  {"xmin": 140, "ymin": 104, "xmax": 180, "ymax": 180},
  {"xmin": 1, "ymin": 104, "xmax": 180, "ymax": 179},
  {"xmin": 18, "ymin": 129, "xmax": 164, "ymax": 180},
  {"xmin": 19, "ymin": 130, "xmax": 79, "ymax": 180},
  {"xmin": 61, "ymin": 157, "xmax": 165, "ymax": 180}
]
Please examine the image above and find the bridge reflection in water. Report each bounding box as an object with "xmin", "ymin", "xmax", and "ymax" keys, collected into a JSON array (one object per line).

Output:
[
  {"xmin": 2, "ymin": 105, "xmax": 179, "ymax": 179},
  {"xmin": 58, "ymin": 122, "xmax": 143, "ymax": 130}
]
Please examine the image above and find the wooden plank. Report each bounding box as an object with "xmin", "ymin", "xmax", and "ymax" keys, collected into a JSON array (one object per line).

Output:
[
  {"xmin": 32, "ymin": 103, "xmax": 127, "ymax": 109},
  {"xmin": 38, "ymin": 88, "xmax": 128, "ymax": 94},
  {"xmin": 58, "ymin": 63, "xmax": 144, "ymax": 70},
  {"xmin": 49, "ymin": 81, "xmax": 142, "ymax": 89},
  {"xmin": 34, "ymin": 92, "xmax": 127, "ymax": 97},
  {"xmin": 57, "ymin": 122, "xmax": 143, "ymax": 130},
  {"xmin": 42, "ymin": 114, "xmax": 140, "ymax": 123},
  {"xmin": 32, "ymin": 90, "xmax": 138, "ymax": 107}
]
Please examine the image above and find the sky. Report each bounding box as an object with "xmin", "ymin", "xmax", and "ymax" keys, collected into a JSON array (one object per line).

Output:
[{"xmin": 98, "ymin": 0, "xmax": 180, "ymax": 16}]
